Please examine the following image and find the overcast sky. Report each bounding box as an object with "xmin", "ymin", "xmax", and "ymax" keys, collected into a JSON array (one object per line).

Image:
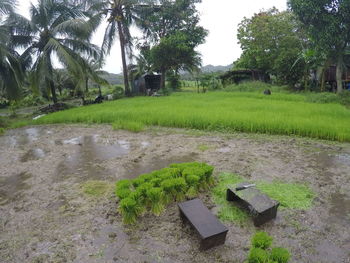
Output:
[{"xmin": 16, "ymin": 0, "xmax": 287, "ymax": 74}]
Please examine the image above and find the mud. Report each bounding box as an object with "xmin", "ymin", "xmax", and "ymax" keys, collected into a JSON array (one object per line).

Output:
[{"xmin": 0, "ymin": 125, "xmax": 349, "ymax": 263}]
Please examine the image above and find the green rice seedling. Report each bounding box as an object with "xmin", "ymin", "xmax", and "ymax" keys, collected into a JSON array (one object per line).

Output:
[
  {"xmin": 132, "ymin": 177, "xmax": 146, "ymax": 188},
  {"xmin": 138, "ymin": 173, "xmax": 155, "ymax": 182},
  {"xmin": 158, "ymin": 167, "xmax": 181, "ymax": 178},
  {"xmin": 112, "ymin": 120, "xmax": 145, "ymax": 132},
  {"xmin": 36, "ymin": 91, "xmax": 350, "ymax": 142},
  {"xmin": 128, "ymin": 190, "xmax": 146, "ymax": 215},
  {"xmin": 270, "ymin": 247, "xmax": 291, "ymax": 263},
  {"xmin": 248, "ymin": 247, "xmax": 269, "ymax": 263},
  {"xmin": 182, "ymin": 167, "xmax": 206, "ymax": 189},
  {"xmin": 115, "ymin": 179, "xmax": 132, "ymax": 191},
  {"xmin": 147, "ymin": 187, "xmax": 165, "ymax": 216},
  {"xmin": 160, "ymin": 179, "xmax": 176, "ymax": 204},
  {"xmin": 252, "ymin": 232, "xmax": 273, "ymax": 250},
  {"xmin": 199, "ymin": 163, "xmax": 215, "ymax": 186},
  {"xmin": 185, "ymin": 174, "xmax": 200, "ymax": 198},
  {"xmin": 150, "ymin": 177, "xmax": 163, "ymax": 187},
  {"xmin": 172, "ymin": 177, "xmax": 188, "ymax": 201},
  {"xmin": 115, "ymin": 188, "xmax": 132, "ymax": 200},
  {"xmin": 119, "ymin": 197, "xmax": 143, "ymax": 224}
]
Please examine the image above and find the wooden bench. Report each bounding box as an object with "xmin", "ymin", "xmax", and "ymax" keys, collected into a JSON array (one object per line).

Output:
[
  {"xmin": 226, "ymin": 182, "xmax": 279, "ymax": 226},
  {"xmin": 178, "ymin": 198, "xmax": 228, "ymax": 250}
]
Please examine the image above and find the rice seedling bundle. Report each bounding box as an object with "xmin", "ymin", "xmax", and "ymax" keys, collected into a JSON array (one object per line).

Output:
[{"xmin": 115, "ymin": 162, "xmax": 214, "ymax": 224}]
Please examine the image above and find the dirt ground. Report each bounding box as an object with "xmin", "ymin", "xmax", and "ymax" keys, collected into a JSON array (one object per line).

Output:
[{"xmin": 0, "ymin": 125, "xmax": 349, "ymax": 263}]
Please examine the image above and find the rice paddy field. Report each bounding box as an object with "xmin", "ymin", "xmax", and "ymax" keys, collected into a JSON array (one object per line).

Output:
[{"xmin": 35, "ymin": 91, "xmax": 350, "ymax": 142}]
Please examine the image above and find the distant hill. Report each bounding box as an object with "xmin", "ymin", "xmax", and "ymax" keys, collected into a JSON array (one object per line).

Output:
[
  {"xmin": 100, "ymin": 73, "xmax": 124, "ymax": 85},
  {"xmin": 200, "ymin": 64, "xmax": 233, "ymax": 73}
]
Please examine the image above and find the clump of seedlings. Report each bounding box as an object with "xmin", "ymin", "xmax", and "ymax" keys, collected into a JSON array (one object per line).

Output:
[
  {"xmin": 115, "ymin": 162, "xmax": 214, "ymax": 224},
  {"xmin": 246, "ymin": 232, "xmax": 291, "ymax": 263}
]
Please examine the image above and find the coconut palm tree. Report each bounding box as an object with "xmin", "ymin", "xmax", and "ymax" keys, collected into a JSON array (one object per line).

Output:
[
  {"xmin": 7, "ymin": 0, "xmax": 101, "ymax": 103},
  {"xmin": 0, "ymin": 0, "xmax": 24, "ymax": 101}
]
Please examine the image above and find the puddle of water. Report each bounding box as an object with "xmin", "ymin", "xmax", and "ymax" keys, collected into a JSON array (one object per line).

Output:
[
  {"xmin": 0, "ymin": 172, "xmax": 31, "ymax": 205},
  {"xmin": 328, "ymin": 193, "xmax": 350, "ymax": 227},
  {"xmin": 2, "ymin": 127, "xmax": 45, "ymax": 147},
  {"xmin": 20, "ymin": 148, "xmax": 46, "ymax": 162},
  {"xmin": 335, "ymin": 153, "xmax": 350, "ymax": 166},
  {"xmin": 56, "ymin": 136, "xmax": 129, "ymax": 182},
  {"xmin": 217, "ymin": 147, "xmax": 231, "ymax": 153},
  {"xmin": 123, "ymin": 154, "xmax": 197, "ymax": 179},
  {"xmin": 141, "ymin": 141, "xmax": 150, "ymax": 148}
]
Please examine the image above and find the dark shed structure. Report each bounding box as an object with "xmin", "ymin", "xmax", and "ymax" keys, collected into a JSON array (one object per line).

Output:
[{"xmin": 133, "ymin": 74, "xmax": 161, "ymax": 94}]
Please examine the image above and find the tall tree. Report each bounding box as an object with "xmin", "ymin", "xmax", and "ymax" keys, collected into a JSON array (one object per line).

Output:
[
  {"xmin": 7, "ymin": 0, "xmax": 101, "ymax": 103},
  {"xmin": 138, "ymin": 0, "xmax": 207, "ymax": 89},
  {"xmin": 288, "ymin": 0, "xmax": 350, "ymax": 93},
  {"xmin": 236, "ymin": 9, "xmax": 307, "ymax": 86},
  {"xmin": 100, "ymin": 0, "xmax": 152, "ymax": 96}
]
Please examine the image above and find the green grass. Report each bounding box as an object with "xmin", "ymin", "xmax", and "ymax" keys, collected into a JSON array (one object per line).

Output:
[
  {"xmin": 81, "ymin": 180, "xmax": 112, "ymax": 197},
  {"xmin": 112, "ymin": 120, "xmax": 145, "ymax": 132},
  {"xmin": 211, "ymin": 173, "xmax": 315, "ymax": 224},
  {"xmin": 34, "ymin": 91, "xmax": 350, "ymax": 142}
]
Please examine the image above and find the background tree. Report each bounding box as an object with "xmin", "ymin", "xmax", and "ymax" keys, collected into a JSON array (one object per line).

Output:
[
  {"xmin": 138, "ymin": 0, "xmax": 207, "ymax": 90},
  {"xmin": 7, "ymin": 0, "xmax": 101, "ymax": 103},
  {"xmin": 235, "ymin": 9, "xmax": 307, "ymax": 87},
  {"xmin": 288, "ymin": 0, "xmax": 350, "ymax": 93}
]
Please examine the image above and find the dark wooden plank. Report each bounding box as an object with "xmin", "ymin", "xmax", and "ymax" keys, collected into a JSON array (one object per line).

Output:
[{"xmin": 178, "ymin": 198, "xmax": 228, "ymax": 239}]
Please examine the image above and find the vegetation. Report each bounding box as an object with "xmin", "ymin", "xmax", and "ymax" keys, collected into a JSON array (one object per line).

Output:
[
  {"xmin": 289, "ymin": 0, "xmax": 350, "ymax": 93},
  {"xmin": 236, "ymin": 9, "xmax": 307, "ymax": 87},
  {"xmin": 35, "ymin": 91, "xmax": 350, "ymax": 142},
  {"xmin": 247, "ymin": 232, "xmax": 291, "ymax": 263},
  {"xmin": 114, "ymin": 162, "xmax": 214, "ymax": 224},
  {"xmin": 82, "ymin": 180, "xmax": 112, "ymax": 197},
  {"xmin": 211, "ymin": 173, "xmax": 315, "ymax": 223}
]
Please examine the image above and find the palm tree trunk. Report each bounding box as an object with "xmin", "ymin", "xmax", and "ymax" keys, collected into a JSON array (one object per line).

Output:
[
  {"xmin": 117, "ymin": 20, "xmax": 130, "ymax": 96},
  {"xmin": 49, "ymin": 79, "xmax": 57, "ymax": 104},
  {"xmin": 336, "ymin": 53, "xmax": 343, "ymax": 93},
  {"xmin": 85, "ymin": 77, "xmax": 89, "ymax": 92}
]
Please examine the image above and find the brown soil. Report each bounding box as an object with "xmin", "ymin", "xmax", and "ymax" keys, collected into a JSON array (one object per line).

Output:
[{"xmin": 0, "ymin": 125, "xmax": 349, "ymax": 263}]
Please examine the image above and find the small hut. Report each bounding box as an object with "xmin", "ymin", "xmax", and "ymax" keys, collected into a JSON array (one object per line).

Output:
[
  {"xmin": 133, "ymin": 74, "xmax": 161, "ymax": 94},
  {"xmin": 220, "ymin": 69, "xmax": 269, "ymax": 86}
]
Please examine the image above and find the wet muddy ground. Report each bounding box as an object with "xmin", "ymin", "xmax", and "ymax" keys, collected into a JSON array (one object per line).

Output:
[{"xmin": 0, "ymin": 125, "xmax": 349, "ymax": 263}]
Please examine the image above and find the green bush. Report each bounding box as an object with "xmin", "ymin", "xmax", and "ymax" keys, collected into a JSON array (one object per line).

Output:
[
  {"xmin": 113, "ymin": 86, "xmax": 125, "ymax": 99},
  {"xmin": 339, "ymin": 90, "xmax": 350, "ymax": 106},
  {"xmin": 246, "ymin": 232, "xmax": 291, "ymax": 263},
  {"xmin": 270, "ymin": 247, "xmax": 291, "ymax": 263},
  {"xmin": 115, "ymin": 162, "xmax": 214, "ymax": 224},
  {"xmin": 248, "ymin": 247, "xmax": 269, "ymax": 263},
  {"xmin": 252, "ymin": 232, "xmax": 273, "ymax": 249}
]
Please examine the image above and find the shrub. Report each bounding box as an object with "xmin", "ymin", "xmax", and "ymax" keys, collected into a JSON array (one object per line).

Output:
[
  {"xmin": 248, "ymin": 247, "xmax": 269, "ymax": 263},
  {"xmin": 338, "ymin": 90, "xmax": 350, "ymax": 106},
  {"xmin": 252, "ymin": 232, "xmax": 273, "ymax": 249},
  {"xmin": 305, "ymin": 92, "xmax": 340, "ymax": 104},
  {"xmin": 270, "ymin": 247, "xmax": 291, "ymax": 263},
  {"xmin": 113, "ymin": 86, "xmax": 125, "ymax": 99}
]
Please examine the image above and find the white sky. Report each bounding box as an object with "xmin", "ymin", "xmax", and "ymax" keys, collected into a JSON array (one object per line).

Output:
[{"xmin": 16, "ymin": 0, "xmax": 287, "ymax": 74}]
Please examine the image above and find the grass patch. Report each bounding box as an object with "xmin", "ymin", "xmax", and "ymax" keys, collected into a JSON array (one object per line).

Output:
[
  {"xmin": 35, "ymin": 91, "xmax": 350, "ymax": 142},
  {"xmin": 112, "ymin": 120, "xmax": 145, "ymax": 132},
  {"xmin": 82, "ymin": 180, "xmax": 112, "ymax": 197},
  {"xmin": 197, "ymin": 144, "xmax": 210, "ymax": 152},
  {"xmin": 211, "ymin": 173, "xmax": 249, "ymax": 224},
  {"xmin": 212, "ymin": 173, "xmax": 315, "ymax": 223}
]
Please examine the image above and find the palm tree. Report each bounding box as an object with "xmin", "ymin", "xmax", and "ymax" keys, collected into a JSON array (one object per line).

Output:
[
  {"xmin": 0, "ymin": 0, "xmax": 24, "ymax": 101},
  {"xmin": 7, "ymin": 0, "xmax": 101, "ymax": 104},
  {"xmin": 100, "ymin": 0, "xmax": 152, "ymax": 96}
]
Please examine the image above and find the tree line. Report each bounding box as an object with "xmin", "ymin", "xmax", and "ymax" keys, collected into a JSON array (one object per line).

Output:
[
  {"xmin": 234, "ymin": 1, "xmax": 350, "ymax": 94},
  {"xmin": 0, "ymin": 0, "xmax": 206, "ymax": 103}
]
